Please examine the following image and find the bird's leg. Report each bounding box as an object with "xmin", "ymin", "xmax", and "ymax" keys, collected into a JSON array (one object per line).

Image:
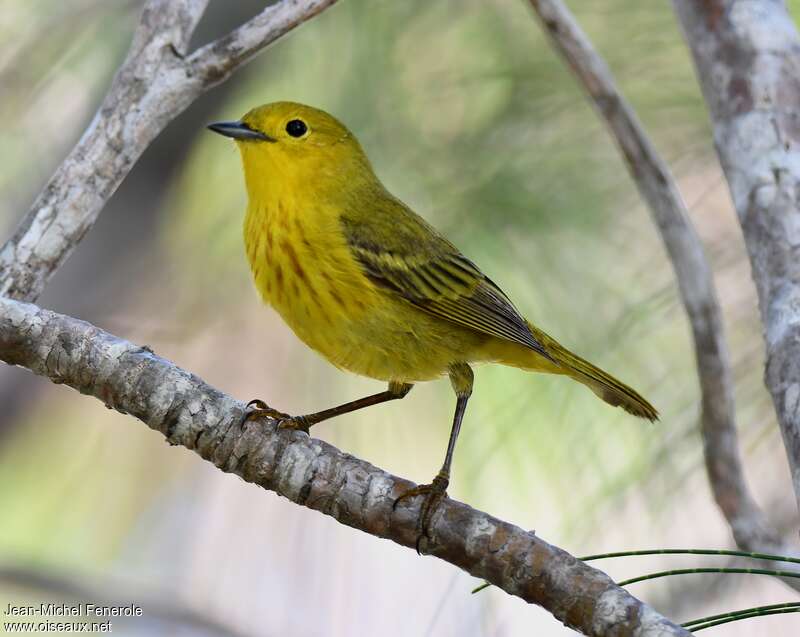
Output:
[
  {"xmin": 394, "ymin": 363, "xmax": 473, "ymax": 552},
  {"xmin": 243, "ymin": 381, "xmax": 413, "ymax": 434}
]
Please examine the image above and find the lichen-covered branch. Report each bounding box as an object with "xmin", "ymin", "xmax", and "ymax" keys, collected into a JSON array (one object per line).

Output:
[
  {"xmin": 0, "ymin": 297, "xmax": 689, "ymax": 637},
  {"xmin": 0, "ymin": 0, "xmax": 338, "ymax": 303},
  {"xmin": 527, "ymin": 0, "xmax": 795, "ymax": 564},
  {"xmin": 672, "ymin": 0, "xmax": 800, "ymax": 517}
]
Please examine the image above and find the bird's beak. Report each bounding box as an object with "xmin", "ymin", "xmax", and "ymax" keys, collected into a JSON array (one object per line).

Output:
[{"xmin": 206, "ymin": 120, "xmax": 274, "ymax": 142}]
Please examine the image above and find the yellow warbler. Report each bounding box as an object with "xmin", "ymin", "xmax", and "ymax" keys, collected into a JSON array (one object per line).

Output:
[{"xmin": 208, "ymin": 102, "xmax": 657, "ymax": 536}]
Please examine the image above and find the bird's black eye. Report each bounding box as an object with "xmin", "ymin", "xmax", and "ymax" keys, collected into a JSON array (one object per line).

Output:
[{"xmin": 285, "ymin": 119, "xmax": 307, "ymax": 138}]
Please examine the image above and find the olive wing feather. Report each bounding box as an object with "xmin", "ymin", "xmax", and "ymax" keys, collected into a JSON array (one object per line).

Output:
[{"xmin": 341, "ymin": 207, "xmax": 550, "ymax": 358}]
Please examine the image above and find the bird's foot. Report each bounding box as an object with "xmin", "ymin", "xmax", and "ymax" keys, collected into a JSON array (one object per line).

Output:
[
  {"xmin": 242, "ymin": 399, "xmax": 312, "ymax": 434},
  {"xmin": 243, "ymin": 398, "xmax": 291, "ymax": 423},
  {"xmin": 393, "ymin": 472, "xmax": 450, "ymax": 554}
]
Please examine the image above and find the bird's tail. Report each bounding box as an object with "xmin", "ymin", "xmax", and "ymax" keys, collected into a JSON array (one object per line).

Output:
[
  {"xmin": 491, "ymin": 322, "xmax": 659, "ymax": 422},
  {"xmin": 542, "ymin": 335, "xmax": 658, "ymax": 422}
]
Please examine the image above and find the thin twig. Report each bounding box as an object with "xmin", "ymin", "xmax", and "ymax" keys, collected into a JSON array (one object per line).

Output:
[
  {"xmin": 0, "ymin": 0, "xmax": 339, "ymax": 303},
  {"xmin": 580, "ymin": 547, "xmax": 800, "ymax": 564},
  {"xmin": 526, "ymin": 0, "xmax": 796, "ymax": 568},
  {"xmin": 618, "ymin": 567, "xmax": 800, "ymax": 587},
  {"xmin": 688, "ymin": 607, "xmax": 800, "ymax": 632},
  {"xmin": 0, "ymin": 296, "xmax": 690, "ymax": 637},
  {"xmin": 682, "ymin": 602, "xmax": 800, "ymax": 629}
]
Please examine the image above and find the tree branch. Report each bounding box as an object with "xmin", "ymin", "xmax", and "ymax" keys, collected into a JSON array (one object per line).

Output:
[
  {"xmin": 0, "ymin": 296, "xmax": 690, "ymax": 637},
  {"xmin": 672, "ymin": 0, "xmax": 800, "ymax": 517},
  {"xmin": 0, "ymin": 0, "xmax": 338, "ymax": 303},
  {"xmin": 526, "ymin": 0, "xmax": 796, "ymax": 565},
  {"xmin": 185, "ymin": 0, "xmax": 336, "ymax": 83}
]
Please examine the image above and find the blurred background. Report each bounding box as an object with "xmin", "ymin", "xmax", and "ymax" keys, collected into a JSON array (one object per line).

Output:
[{"xmin": 1, "ymin": 0, "xmax": 798, "ymax": 634}]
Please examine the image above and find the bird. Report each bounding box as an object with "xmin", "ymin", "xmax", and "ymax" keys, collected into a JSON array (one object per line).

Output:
[{"xmin": 207, "ymin": 101, "xmax": 658, "ymax": 543}]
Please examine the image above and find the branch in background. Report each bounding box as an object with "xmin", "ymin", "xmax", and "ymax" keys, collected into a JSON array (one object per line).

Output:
[
  {"xmin": 672, "ymin": 0, "xmax": 800, "ymax": 519},
  {"xmin": 526, "ymin": 0, "xmax": 796, "ymax": 566},
  {"xmin": 0, "ymin": 297, "xmax": 690, "ymax": 637},
  {"xmin": 0, "ymin": 0, "xmax": 339, "ymax": 303}
]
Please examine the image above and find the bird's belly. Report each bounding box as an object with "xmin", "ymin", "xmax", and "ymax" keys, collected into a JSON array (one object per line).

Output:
[{"xmin": 272, "ymin": 282, "xmax": 475, "ymax": 383}]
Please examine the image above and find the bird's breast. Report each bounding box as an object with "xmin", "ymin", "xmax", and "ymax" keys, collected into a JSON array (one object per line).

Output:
[
  {"xmin": 242, "ymin": 200, "xmax": 476, "ymax": 383},
  {"xmin": 244, "ymin": 200, "xmax": 376, "ymax": 352}
]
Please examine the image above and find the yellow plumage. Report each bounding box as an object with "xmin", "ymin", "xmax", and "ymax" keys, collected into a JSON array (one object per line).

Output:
[
  {"xmin": 209, "ymin": 101, "xmax": 657, "ymax": 538},
  {"xmin": 243, "ymin": 198, "xmax": 487, "ymax": 383}
]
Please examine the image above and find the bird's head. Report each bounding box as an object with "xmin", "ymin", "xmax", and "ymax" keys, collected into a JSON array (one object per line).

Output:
[{"xmin": 208, "ymin": 102, "xmax": 374, "ymax": 200}]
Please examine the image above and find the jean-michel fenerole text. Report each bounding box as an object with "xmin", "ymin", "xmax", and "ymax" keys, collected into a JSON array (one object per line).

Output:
[{"xmin": 4, "ymin": 602, "xmax": 143, "ymax": 617}]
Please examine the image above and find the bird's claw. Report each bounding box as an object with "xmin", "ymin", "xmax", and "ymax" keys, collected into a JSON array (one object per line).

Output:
[
  {"xmin": 393, "ymin": 473, "xmax": 450, "ymax": 554},
  {"xmin": 277, "ymin": 415, "xmax": 312, "ymax": 434},
  {"xmin": 242, "ymin": 399, "xmax": 312, "ymax": 434},
  {"xmin": 243, "ymin": 398, "xmax": 291, "ymax": 422}
]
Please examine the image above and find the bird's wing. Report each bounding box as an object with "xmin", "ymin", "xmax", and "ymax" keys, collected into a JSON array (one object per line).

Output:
[{"xmin": 341, "ymin": 198, "xmax": 550, "ymax": 358}]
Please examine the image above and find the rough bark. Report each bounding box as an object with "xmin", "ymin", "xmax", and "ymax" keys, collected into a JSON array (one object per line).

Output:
[
  {"xmin": 527, "ymin": 0, "xmax": 794, "ymax": 562},
  {"xmin": 0, "ymin": 0, "xmax": 338, "ymax": 303},
  {"xmin": 673, "ymin": 0, "xmax": 800, "ymax": 516},
  {"xmin": 0, "ymin": 297, "xmax": 690, "ymax": 637}
]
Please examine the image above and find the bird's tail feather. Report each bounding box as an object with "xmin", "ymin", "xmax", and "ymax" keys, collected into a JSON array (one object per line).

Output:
[{"xmin": 527, "ymin": 323, "xmax": 659, "ymax": 422}]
